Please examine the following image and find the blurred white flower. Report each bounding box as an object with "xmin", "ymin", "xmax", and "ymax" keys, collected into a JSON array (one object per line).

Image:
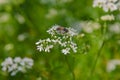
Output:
[
  {"xmin": 100, "ymin": 14, "xmax": 115, "ymax": 21},
  {"xmin": 0, "ymin": 0, "xmax": 10, "ymax": 5},
  {"xmin": 14, "ymin": 57, "xmax": 22, "ymax": 63},
  {"xmin": 45, "ymin": 8, "xmax": 58, "ymax": 19},
  {"xmin": 1, "ymin": 57, "xmax": 34, "ymax": 76},
  {"xmin": 93, "ymin": 0, "xmax": 119, "ymax": 12},
  {"xmin": 78, "ymin": 21, "xmax": 101, "ymax": 33},
  {"xmin": 109, "ymin": 22, "xmax": 120, "ymax": 34},
  {"xmin": 116, "ymin": 0, "xmax": 120, "ymax": 10},
  {"xmin": 22, "ymin": 57, "xmax": 34, "ymax": 68},
  {"xmin": 36, "ymin": 77, "xmax": 42, "ymax": 80},
  {"xmin": 15, "ymin": 14, "xmax": 25, "ymax": 24},
  {"xmin": 93, "ymin": 0, "xmax": 106, "ymax": 8},
  {"xmin": 4, "ymin": 43, "xmax": 14, "ymax": 51},
  {"xmin": 17, "ymin": 33, "xmax": 27, "ymax": 41},
  {"xmin": 106, "ymin": 59, "xmax": 120, "ymax": 72},
  {"xmin": 0, "ymin": 13, "xmax": 10, "ymax": 23},
  {"xmin": 1, "ymin": 57, "xmax": 13, "ymax": 71}
]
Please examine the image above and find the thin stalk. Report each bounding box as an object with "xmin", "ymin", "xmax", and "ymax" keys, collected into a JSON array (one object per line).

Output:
[
  {"xmin": 64, "ymin": 56, "xmax": 75, "ymax": 80},
  {"xmin": 87, "ymin": 22, "xmax": 107, "ymax": 79},
  {"xmin": 88, "ymin": 40, "xmax": 105, "ymax": 79}
]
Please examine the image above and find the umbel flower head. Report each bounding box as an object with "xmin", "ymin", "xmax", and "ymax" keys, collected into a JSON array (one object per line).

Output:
[
  {"xmin": 47, "ymin": 25, "xmax": 77, "ymax": 36},
  {"xmin": 36, "ymin": 25, "xmax": 78, "ymax": 55},
  {"xmin": 100, "ymin": 14, "xmax": 115, "ymax": 21},
  {"xmin": 1, "ymin": 57, "xmax": 34, "ymax": 76},
  {"xmin": 93, "ymin": 0, "xmax": 120, "ymax": 12}
]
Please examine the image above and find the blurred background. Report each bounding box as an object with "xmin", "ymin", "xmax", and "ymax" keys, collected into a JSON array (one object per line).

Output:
[{"xmin": 0, "ymin": 0, "xmax": 120, "ymax": 80}]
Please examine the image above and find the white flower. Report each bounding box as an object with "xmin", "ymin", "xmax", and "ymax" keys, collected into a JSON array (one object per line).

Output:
[
  {"xmin": 93, "ymin": 0, "xmax": 119, "ymax": 12},
  {"xmin": 45, "ymin": 8, "xmax": 58, "ymax": 19},
  {"xmin": 11, "ymin": 70, "xmax": 18, "ymax": 76},
  {"xmin": 45, "ymin": 45, "xmax": 53, "ymax": 52},
  {"xmin": 46, "ymin": 38, "xmax": 51, "ymax": 42},
  {"xmin": 4, "ymin": 43, "xmax": 14, "ymax": 51},
  {"xmin": 36, "ymin": 25, "xmax": 78, "ymax": 54},
  {"xmin": 37, "ymin": 44, "xmax": 44, "ymax": 52},
  {"xmin": 100, "ymin": 14, "xmax": 115, "ymax": 21},
  {"xmin": 47, "ymin": 25, "xmax": 59, "ymax": 36},
  {"xmin": 67, "ymin": 28, "xmax": 78, "ymax": 36},
  {"xmin": 106, "ymin": 59, "xmax": 120, "ymax": 72},
  {"xmin": 93, "ymin": 0, "xmax": 106, "ymax": 8},
  {"xmin": 103, "ymin": 2, "xmax": 117, "ymax": 12},
  {"xmin": 8, "ymin": 64, "xmax": 18, "ymax": 72},
  {"xmin": 17, "ymin": 33, "xmax": 27, "ymax": 41},
  {"xmin": 60, "ymin": 42, "xmax": 67, "ymax": 47},
  {"xmin": 14, "ymin": 57, "xmax": 22, "ymax": 63},
  {"xmin": 62, "ymin": 48, "xmax": 70, "ymax": 55},
  {"xmin": 1, "ymin": 57, "xmax": 34, "ymax": 76},
  {"xmin": 70, "ymin": 42, "xmax": 77, "ymax": 53},
  {"xmin": 15, "ymin": 14, "xmax": 25, "ymax": 24},
  {"xmin": 1, "ymin": 57, "xmax": 13, "ymax": 68},
  {"xmin": 36, "ymin": 38, "xmax": 54, "ymax": 52},
  {"xmin": 22, "ymin": 58, "xmax": 34, "ymax": 68},
  {"xmin": 78, "ymin": 21, "xmax": 101, "ymax": 33},
  {"xmin": 47, "ymin": 25, "xmax": 77, "ymax": 36},
  {"xmin": 109, "ymin": 22, "xmax": 120, "ymax": 34}
]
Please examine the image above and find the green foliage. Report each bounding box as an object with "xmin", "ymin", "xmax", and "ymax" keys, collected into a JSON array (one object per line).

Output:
[{"xmin": 0, "ymin": 0, "xmax": 120, "ymax": 80}]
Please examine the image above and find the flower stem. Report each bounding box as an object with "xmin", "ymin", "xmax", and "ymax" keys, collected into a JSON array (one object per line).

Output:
[
  {"xmin": 64, "ymin": 56, "xmax": 75, "ymax": 80},
  {"xmin": 87, "ymin": 22, "xmax": 107, "ymax": 79},
  {"xmin": 88, "ymin": 40, "xmax": 105, "ymax": 79}
]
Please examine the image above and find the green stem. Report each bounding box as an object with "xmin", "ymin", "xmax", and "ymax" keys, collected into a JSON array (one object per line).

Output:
[
  {"xmin": 64, "ymin": 56, "xmax": 75, "ymax": 80},
  {"xmin": 88, "ymin": 40, "xmax": 105, "ymax": 79},
  {"xmin": 87, "ymin": 22, "xmax": 107, "ymax": 79}
]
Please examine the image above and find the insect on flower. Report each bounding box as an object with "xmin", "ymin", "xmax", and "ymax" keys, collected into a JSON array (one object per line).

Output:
[{"xmin": 56, "ymin": 26, "xmax": 69, "ymax": 34}]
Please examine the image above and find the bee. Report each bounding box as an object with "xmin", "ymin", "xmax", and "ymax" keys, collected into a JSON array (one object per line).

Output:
[{"xmin": 56, "ymin": 26, "xmax": 69, "ymax": 34}]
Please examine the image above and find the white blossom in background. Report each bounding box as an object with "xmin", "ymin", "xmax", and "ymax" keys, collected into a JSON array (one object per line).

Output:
[
  {"xmin": 116, "ymin": 0, "xmax": 120, "ymax": 10},
  {"xmin": 45, "ymin": 8, "xmax": 58, "ymax": 19},
  {"xmin": 1, "ymin": 57, "xmax": 34, "ymax": 76},
  {"xmin": 100, "ymin": 14, "xmax": 115, "ymax": 21},
  {"xmin": 0, "ymin": 0, "xmax": 10, "ymax": 5},
  {"xmin": 106, "ymin": 59, "xmax": 120, "ymax": 72},
  {"xmin": 4, "ymin": 43, "xmax": 14, "ymax": 51},
  {"xmin": 0, "ymin": 13, "xmax": 10, "ymax": 23},
  {"xmin": 76, "ymin": 21, "xmax": 101, "ymax": 33},
  {"xmin": 93, "ymin": 0, "xmax": 120, "ymax": 12},
  {"xmin": 36, "ymin": 25, "xmax": 78, "ymax": 55},
  {"xmin": 17, "ymin": 33, "xmax": 28, "ymax": 41},
  {"xmin": 15, "ymin": 14, "xmax": 25, "ymax": 24},
  {"xmin": 109, "ymin": 22, "xmax": 120, "ymax": 34}
]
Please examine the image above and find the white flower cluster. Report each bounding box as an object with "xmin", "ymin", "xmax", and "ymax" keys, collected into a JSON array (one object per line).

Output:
[
  {"xmin": 93, "ymin": 0, "xmax": 120, "ymax": 12},
  {"xmin": 109, "ymin": 22, "xmax": 120, "ymax": 34},
  {"xmin": 78, "ymin": 21, "xmax": 101, "ymax": 33},
  {"xmin": 47, "ymin": 25, "xmax": 77, "ymax": 36},
  {"xmin": 1, "ymin": 57, "xmax": 34, "ymax": 76},
  {"xmin": 36, "ymin": 25, "xmax": 78, "ymax": 55},
  {"xmin": 106, "ymin": 59, "xmax": 120, "ymax": 72},
  {"xmin": 100, "ymin": 14, "xmax": 115, "ymax": 21}
]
